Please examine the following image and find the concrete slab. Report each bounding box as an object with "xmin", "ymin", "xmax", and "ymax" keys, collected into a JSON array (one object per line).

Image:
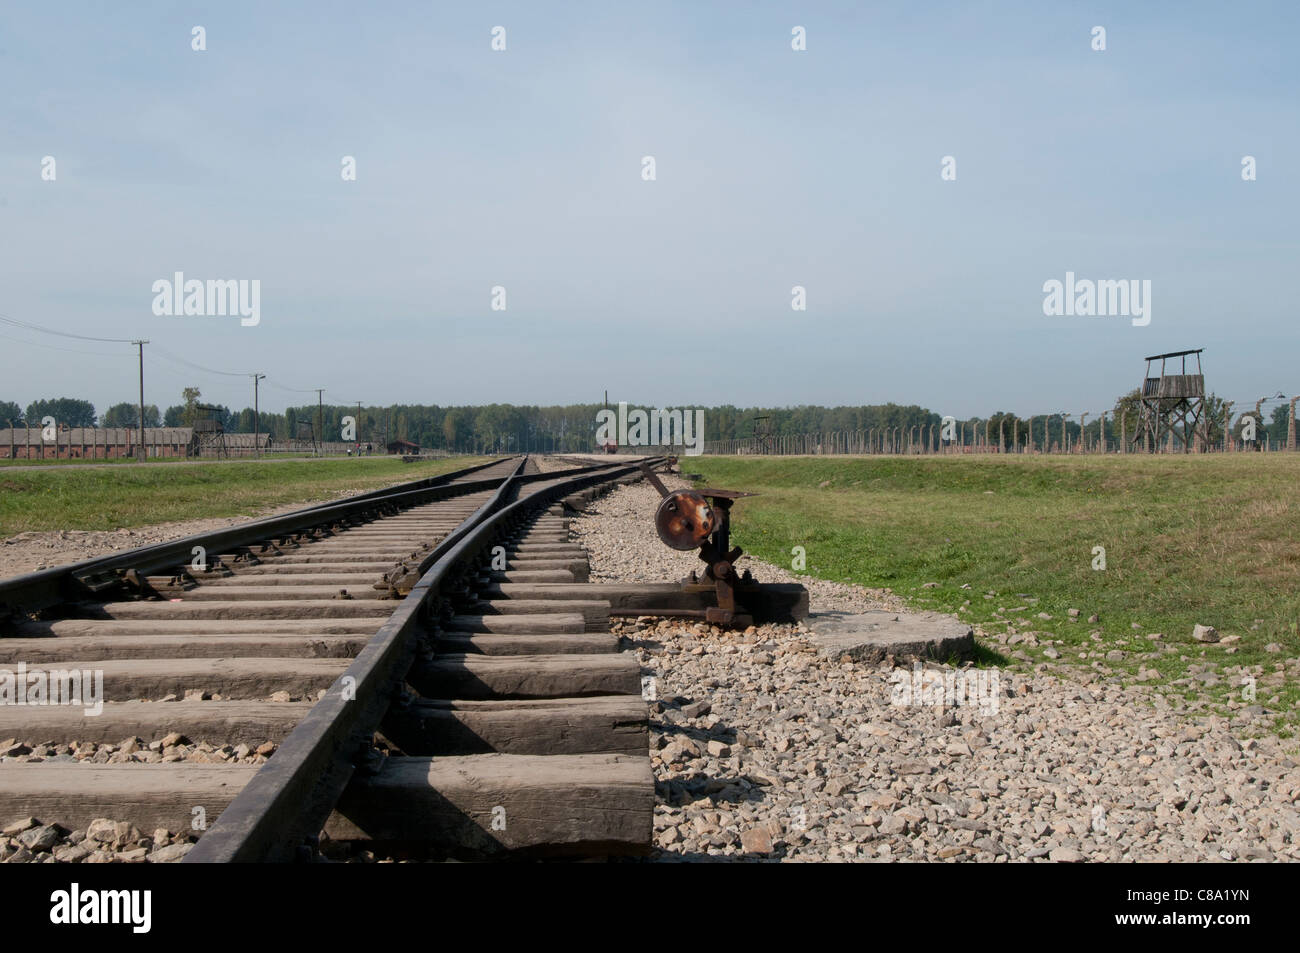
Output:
[{"xmin": 810, "ymin": 610, "xmax": 974, "ymax": 663}]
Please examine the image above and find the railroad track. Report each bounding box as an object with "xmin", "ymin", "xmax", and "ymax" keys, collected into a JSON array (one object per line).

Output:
[{"xmin": 0, "ymin": 455, "xmax": 660, "ymax": 862}]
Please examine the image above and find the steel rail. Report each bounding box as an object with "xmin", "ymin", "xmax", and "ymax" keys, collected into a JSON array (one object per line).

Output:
[
  {"xmin": 185, "ymin": 456, "xmax": 658, "ymax": 863},
  {"xmin": 0, "ymin": 456, "xmax": 526, "ymax": 617},
  {"xmin": 281, "ymin": 454, "xmax": 508, "ymax": 510}
]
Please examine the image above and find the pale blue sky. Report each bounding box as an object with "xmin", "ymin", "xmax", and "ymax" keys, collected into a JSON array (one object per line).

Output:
[{"xmin": 1, "ymin": 1, "xmax": 1296, "ymax": 419}]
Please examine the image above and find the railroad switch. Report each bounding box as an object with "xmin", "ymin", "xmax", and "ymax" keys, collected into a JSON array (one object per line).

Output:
[{"xmin": 640, "ymin": 463, "xmax": 764, "ymax": 627}]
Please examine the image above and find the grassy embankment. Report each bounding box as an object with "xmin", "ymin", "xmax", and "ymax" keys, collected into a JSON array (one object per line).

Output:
[
  {"xmin": 0, "ymin": 455, "xmax": 327, "ymax": 467},
  {"xmin": 0, "ymin": 456, "xmax": 491, "ymax": 537}
]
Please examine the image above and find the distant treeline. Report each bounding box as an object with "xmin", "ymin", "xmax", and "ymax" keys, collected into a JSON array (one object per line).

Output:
[
  {"xmin": 0, "ymin": 393, "xmax": 1290, "ymax": 450},
  {"xmin": 0, "ymin": 397, "xmax": 945, "ymax": 452}
]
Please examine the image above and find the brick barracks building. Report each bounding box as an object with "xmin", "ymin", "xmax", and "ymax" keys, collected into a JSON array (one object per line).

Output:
[{"xmin": 0, "ymin": 427, "xmax": 272, "ymax": 459}]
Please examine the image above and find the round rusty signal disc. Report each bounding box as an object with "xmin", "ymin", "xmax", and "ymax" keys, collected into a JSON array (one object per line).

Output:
[{"xmin": 655, "ymin": 490, "xmax": 715, "ymax": 550}]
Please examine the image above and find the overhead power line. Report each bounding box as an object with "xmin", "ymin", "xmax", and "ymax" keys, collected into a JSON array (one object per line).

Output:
[
  {"xmin": 0, "ymin": 312, "xmax": 136, "ymax": 344},
  {"xmin": 264, "ymin": 378, "xmax": 324, "ymax": 394},
  {"xmin": 0, "ymin": 329, "xmax": 124, "ymax": 357},
  {"xmin": 149, "ymin": 345, "xmax": 247, "ymax": 378}
]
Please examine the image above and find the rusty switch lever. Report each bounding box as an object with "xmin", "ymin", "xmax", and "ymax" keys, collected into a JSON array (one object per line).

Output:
[{"xmin": 638, "ymin": 461, "xmax": 671, "ymax": 499}]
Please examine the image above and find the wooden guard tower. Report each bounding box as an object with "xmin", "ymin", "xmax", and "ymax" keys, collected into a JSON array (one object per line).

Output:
[
  {"xmin": 1133, "ymin": 349, "xmax": 1207, "ymax": 453},
  {"xmin": 189, "ymin": 404, "xmax": 229, "ymax": 458},
  {"xmin": 296, "ymin": 419, "xmax": 318, "ymax": 455}
]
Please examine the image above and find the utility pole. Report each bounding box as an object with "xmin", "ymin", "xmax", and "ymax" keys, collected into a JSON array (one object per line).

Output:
[
  {"xmin": 356, "ymin": 401, "xmax": 362, "ymax": 451},
  {"xmin": 251, "ymin": 373, "xmax": 266, "ymax": 458},
  {"xmin": 133, "ymin": 340, "xmax": 148, "ymax": 460},
  {"xmin": 315, "ymin": 389, "xmax": 324, "ymax": 456}
]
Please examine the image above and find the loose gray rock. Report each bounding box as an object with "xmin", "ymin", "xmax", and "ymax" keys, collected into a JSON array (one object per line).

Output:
[
  {"xmin": 85, "ymin": 818, "xmax": 141, "ymax": 849},
  {"xmin": 147, "ymin": 842, "xmax": 194, "ymax": 863},
  {"xmin": 879, "ymin": 815, "xmax": 907, "ymax": 836},
  {"xmin": 17, "ymin": 824, "xmax": 60, "ymax": 852},
  {"xmin": 681, "ymin": 700, "xmax": 711, "ymax": 719},
  {"xmin": 1049, "ymin": 847, "xmax": 1085, "ymax": 863},
  {"xmin": 740, "ymin": 826, "xmax": 774, "ymax": 854},
  {"xmin": 1, "ymin": 817, "xmax": 38, "ymax": 836},
  {"xmin": 54, "ymin": 843, "xmax": 92, "ymax": 863}
]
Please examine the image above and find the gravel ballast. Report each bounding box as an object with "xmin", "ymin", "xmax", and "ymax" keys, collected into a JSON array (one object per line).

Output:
[{"xmin": 1, "ymin": 814, "xmax": 197, "ymax": 865}]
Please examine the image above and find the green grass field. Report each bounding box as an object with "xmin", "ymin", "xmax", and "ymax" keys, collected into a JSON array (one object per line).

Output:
[
  {"xmin": 0, "ymin": 456, "xmax": 490, "ymax": 537},
  {"xmin": 691, "ymin": 454, "xmax": 1300, "ymax": 735},
  {"xmin": 0, "ymin": 454, "xmax": 324, "ymax": 467}
]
